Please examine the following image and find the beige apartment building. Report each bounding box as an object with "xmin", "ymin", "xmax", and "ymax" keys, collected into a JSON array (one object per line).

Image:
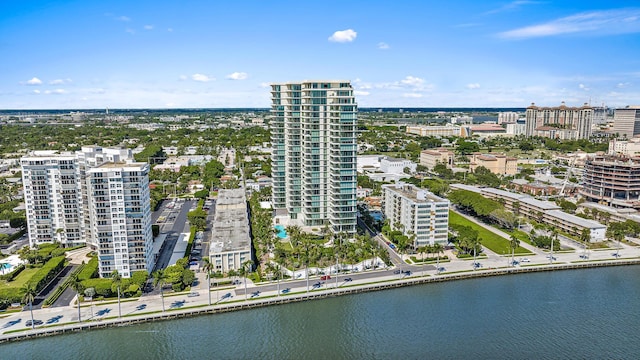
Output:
[
  {"xmin": 420, "ymin": 148, "xmax": 454, "ymax": 170},
  {"xmin": 525, "ymin": 101, "xmax": 593, "ymax": 139},
  {"xmin": 469, "ymin": 153, "xmax": 517, "ymax": 175}
]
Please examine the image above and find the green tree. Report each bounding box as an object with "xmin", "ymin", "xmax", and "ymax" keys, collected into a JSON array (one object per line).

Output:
[
  {"xmin": 111, "ymin": 270, "xmax": 122, "ymax": 318},
  {"xmin": 22, "ymin": 283, "xmax": 38, "ymax": 329},
  {"xmin": 152, "ymin": 270, "xmax": 168, "ymax": 312},
  {"xmin": 509, "ymin": 234, "xmax": 520, "ymax": 267},
  {"xmin": 70, "ymin": 274, "xmax": 84, "ymax": 322},
  {"xmin": 202, "ymin": 258, "xmax": 214, "ymax": 306},
  {"xmin": 187, "ymin": 208, "xmax": 207, "ymax": 231}
]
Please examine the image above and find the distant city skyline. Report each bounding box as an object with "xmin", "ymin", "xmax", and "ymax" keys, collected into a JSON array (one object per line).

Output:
[{"xmin": 1, "ymin": 0, "xmax": 640, "ymax": 109}]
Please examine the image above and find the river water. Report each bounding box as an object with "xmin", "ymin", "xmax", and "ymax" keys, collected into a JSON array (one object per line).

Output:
[{"xmin": 3, "ymin": 266, "xmax": 640, "ymax": 359}]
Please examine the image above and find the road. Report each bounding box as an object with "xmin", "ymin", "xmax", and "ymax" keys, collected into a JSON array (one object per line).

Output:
[{"xmin": 4, "ymin": 241, "xmax": 640, "ymax": 338}]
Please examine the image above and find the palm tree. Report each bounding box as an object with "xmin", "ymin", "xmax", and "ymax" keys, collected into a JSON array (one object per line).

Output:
[
  {"xmin": 472, "ymin": 236, "xmax": 482, "ymax": 270},
  {"xmin": 202, "ymin": 258, "xmax": 214, "ymax": 306},
  {"xmin": 70, "ymin": 275, "xmax": 83, "ymax": 323},
  {"xmin": 550, "ymin": 227, "xmax": 558, "ymax": 264},
  {"xmin": 433, "ymin": 243, "xmax": 444, "ymax": 274},
  {"xmin": 22, "ymin": 283, "xmax": 37, "ymax": 329},
  {"xmin": 613, "ymin": 229, "xmax": 624, "ymax": 258},
  {"xmin": 152, "ymin": 269, "xmax": 167, "ymax": 312},
  {"xmin": 509, "ymin": 234, "xmax": 520, "ymax": 267},
  {"xmin": 111, "ymin": 270, "xmax": 122, "ymax": 318},
  {"xmin": 580, "ymin": 228, "xmax": 591, "ymax": 259},
  {"xmin": 241, "ymin": 260, "xmax": 254, "ymax": 300}
]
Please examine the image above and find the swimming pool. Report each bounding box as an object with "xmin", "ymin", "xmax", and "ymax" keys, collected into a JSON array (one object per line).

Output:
[{"xmin": 274, "ymin": 225, "xmax": 287, "ymax": 239}]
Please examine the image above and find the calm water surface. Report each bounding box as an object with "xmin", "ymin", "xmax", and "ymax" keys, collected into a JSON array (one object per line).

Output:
[{"xmin": 3, "ymin": 266, "xmax": 640, "ymax": 359}]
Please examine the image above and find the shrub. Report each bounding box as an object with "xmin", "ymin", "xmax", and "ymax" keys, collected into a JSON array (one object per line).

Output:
[
  {"xmin": 130, "ymin": 271, "xmax": 148, "ymax": 288},
  {"xmin": 28, "ymin": 256, "xmax": 66, "ymax": 291},
  {"xmin": 0, "ymin": 264, "xmax": 25, "ymax": 281},
  {"xmin": 77, "ymin": 257, "xmax": 98, "ymax": 280},
  {"xmin": 81, "ymin": 278, "xmax": 113, "ymax": 297}
]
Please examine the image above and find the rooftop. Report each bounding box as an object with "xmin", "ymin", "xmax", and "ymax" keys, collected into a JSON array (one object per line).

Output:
[
  {"xmin": 546, "ymin": 209, "xmax": 605, "ymax": 229},
  {"xmin": 211, "ymin": 188, "xmax": 251, "ymax": 253},
  {"xmin": 383, "ymin": 183, "xmax": 448, "ymax": 203}
]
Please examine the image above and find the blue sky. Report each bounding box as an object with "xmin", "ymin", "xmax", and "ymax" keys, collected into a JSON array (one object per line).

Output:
[{"xmin": 1, "ymin": 0, "xmax": 640, "ymax": 109}]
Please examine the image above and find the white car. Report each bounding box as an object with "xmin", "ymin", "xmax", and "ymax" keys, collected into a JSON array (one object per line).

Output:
[{"xmin": 521, "ymin": 258, "xmax": 530, "ymax": 263}]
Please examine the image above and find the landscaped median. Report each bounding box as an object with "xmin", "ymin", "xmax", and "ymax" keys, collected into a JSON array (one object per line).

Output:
[{"xmin": 449, "ymin": 211, "xmax": 531, "ymax": 255}]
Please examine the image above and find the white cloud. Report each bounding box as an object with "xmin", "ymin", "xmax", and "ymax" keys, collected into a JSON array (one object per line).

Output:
[
  {"xmin": 191, "ymin": 73, "xmax": 214, "ymax": 82},
  {"xmin": 617, "ymin": 82, "xmax": 630, "ymax": 88},
  {"xmin": 498, "ymin": 9, "xmax": 640, "ymax": 39},
  {"xmin": 260, "ymin": 82, "xmax": 270, "ymax": 88},
  {"xmin": 33, "ymin": 90, "xmax": 41, "ymax": 94},
  {"xmin": 354, "ymin": 90, "xmax": 370, "ymax": 96},
  {"xmin": 403, "ymin": 93, "xmax": 423, "ymax": 98},
  {"xmin": 49, "ymin": 78, "xmax": 72, "ymax": 85},
  {"xmin": 328, "ymin": 29, "xmax": 357, "ymax": 43},
  {"xmin": 126, "ymin": 28, "xmax": 135, "ymax": 35},
  {"xmin": 25, "ymin": 77, "xmax": 42, "ymax": 85},
  {"xmin": 377, "ymin": 42, "xmax": 389, "ymax": 50},
  {"xmin": 167, "ymin": 28, "xmax": 174, "ymax": 32},
  {"xmin": 485, "ymin": 1, "xmax": 543, "ymax": 15},
  {"xmin": 400, "ymin": 76, "xmax": 425, "ymax": 87},
  {"xmin": 226, "ymin": 72, "xmax": 248, "ymax": 80},
  {"xmin": 144, "ymin": 25, "xmax": 154, "ymax": 30},
  {"xmin": 44, "ymin": 89, "xmax": 66, "ymax": 95},
  {"xmin": 579, "ymin": 83, "xmax": 590, "ymax": 91},
  {"xmin": 117, "ymin": 15, "xmax": 131, "ymax": 22},
  {"xmin": 466, "ymin": 83, "xmax": 481, "ymax": 89}
]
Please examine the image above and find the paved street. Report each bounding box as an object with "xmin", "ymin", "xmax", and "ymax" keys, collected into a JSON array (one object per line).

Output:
[{"xmin": 4, "ymin": 239, "xmax": 640, "ymax": 338}]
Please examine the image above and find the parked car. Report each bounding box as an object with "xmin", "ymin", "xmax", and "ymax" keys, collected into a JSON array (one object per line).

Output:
[
  {"xmin": 188, "ymin": 292, "xmax": 200, "ymax": 297},
  {"xmin": 320, "ymin": 275, "xmax": 331, "ymax": 280}
]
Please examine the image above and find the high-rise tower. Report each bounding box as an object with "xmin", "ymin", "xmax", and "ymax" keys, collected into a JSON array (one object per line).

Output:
[{"xmin": 270, "ymin": 81, "xmax": 357, "ymax": 233}]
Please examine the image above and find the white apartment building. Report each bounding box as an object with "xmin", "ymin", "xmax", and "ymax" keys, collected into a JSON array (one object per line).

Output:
[
  {"xmin": 21, "ymin": 152, "xmax": 84, "ymax": 248},
  {"xmin": 87, "ymin": 162, "xmax": 153, "ymax": 278},
  {"xmin": 498, "ymin": 112, "xmax": 519, "ymax": 124},
  {"xmin": 271, "ymin": 81, "xmax": 357, "ymax": 233},
  {"xmin": 21, "ymin": 147, "xmax": 152, "ymax": 278},
  {"xmin": 382, "ymin": 183, "xmax": 450, "ymax": 248},
  {"xmin": 406, "ymin": 125, "xmax": 462, "ymax": 137},
  {"xmin": 209, "ymin": 188, "xmax": 252, "ymax": 273}
]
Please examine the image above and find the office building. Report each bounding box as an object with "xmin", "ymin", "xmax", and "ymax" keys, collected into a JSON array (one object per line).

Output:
[
  {"xmin": 580, "ymin": 154, "xmax": 640, "ymax": 210},
  {"xmin": 420, "ymin": 148, "xmax": 454, "ymax": 170},
  {"xmin": 469, "ymin": 153, "xmax": 517, "ymax": 175},
  {"xmin": 611, "ymin": 106, "xmax": 640, "ymax": 138},
  {"xmin": 271, "ymin": 81, "xmax": 357, "ymax": 233},
  {"xmin": 382, "ymin": 183, "xmax": 449, "ymax": 248},
  {"xmin": 608, "ymin": 138, "xmax": 640, "ymax": 157},
  {"xmin": 525, "ymin": 102, "xmax": 593, "ymax": 139}
]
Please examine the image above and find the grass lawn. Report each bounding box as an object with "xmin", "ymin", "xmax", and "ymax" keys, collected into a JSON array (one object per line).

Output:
[
  {"xmin": 449, "ymin": 211, "xmax": 530, "ymax": 255},
  {"xmin": 0, "ymin": 267, "xmax": 39, "ymax": 290}
]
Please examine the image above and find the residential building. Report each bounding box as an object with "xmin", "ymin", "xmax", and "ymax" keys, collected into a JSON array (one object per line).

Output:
[
  {"xmin": 506, "ymin": 122, "xmax": 526, "ymax": 136},
  {"xmin": 21, "ymin": 152, "xmax": 83, "ymax": 248},
  {"xmin": 382, "ymin": 183, "xmax": 449, "ymax": 248},
  {"xmin": 498, "ymin": 112, "xmax": 519, "ymax": 124},
  {"xmin": 580, "ymin": 154, "xmax": 640, "ymax": 209},
  {"xmin": 87, "ymin": 162, "xmax": 153, "ymax": 278},
  {"xmin": 450, "ymin": 184, "xmax": 606, "ymax": 241},
  {"xmin": 469, "ymin": 153, "xmax": 517, "ymax": 175},
  {"xmin": 270, "ymin": 81, "xmax": 357, "ymax": 233},
  {"xmin": 21, "ymin": 147, "xmax": 152, "ymax": 278},
  {"xmin": 209, "ymin": 188, "xmax": 252, "ymax": 273},
  {"xmin": 609, "ymin": 138, "xmax": 640, "ymax": 157},
  {"xmin": 525, "ymin": 102, "xmax": 593, "ymax": 139},
  {"xmin": 420, "ymin": 148, "xmax": 454, "ymax": 170},
  {"xmin": 611, "ymin": 106, "xmax": 640, "ymax": 138}
]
